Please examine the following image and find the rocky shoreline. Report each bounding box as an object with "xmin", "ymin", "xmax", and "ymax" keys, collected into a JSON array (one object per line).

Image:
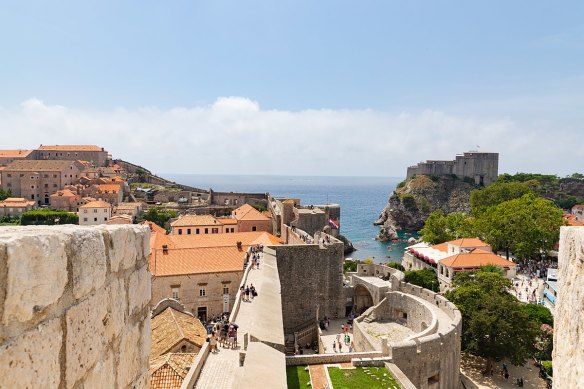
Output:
[{"xmin": 374, "ymin": 175, "xmax": 474, "ymax": 241}]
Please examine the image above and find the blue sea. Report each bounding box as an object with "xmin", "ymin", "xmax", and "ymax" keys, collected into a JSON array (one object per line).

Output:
[{"xmin": 165, "ymin": 174, "xmax": 416, "ymax": 264}]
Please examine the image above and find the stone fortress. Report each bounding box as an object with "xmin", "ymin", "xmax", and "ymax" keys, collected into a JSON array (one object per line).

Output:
[{"xmin": 406, "ymin": 151, "xmax": 499, "ymax": 186}]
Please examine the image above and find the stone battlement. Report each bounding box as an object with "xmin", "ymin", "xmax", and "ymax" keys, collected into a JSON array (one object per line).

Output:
[
  {"xmin": 0, "ymin": 225, "xmax": 151, "ymax": 389},
  {"xmin": 406, "ymin": 151, "xmax": 499, "ymax": 186}
]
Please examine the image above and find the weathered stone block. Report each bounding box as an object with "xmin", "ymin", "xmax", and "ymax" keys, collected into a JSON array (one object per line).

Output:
[
  {"xmin": 0, "ymin": 318, "xmax": 62, "ymax": 389},
  {"xmin": 128, "ymin": 265, "xmax": 151, "ymax": 317},
  {"xmin": 70, "ymin": 229, "xmax": 107, "ymax": 299},
  {"xmin": 105, "ymin": 225, "xmax": 148, "ymax": 271},
  {"xmin": 66, "ymin": 288, "xmax": 108, "ymax": 388},
  {"xmin": 117, "ymin": 322, "xmax": 141, "ymax": 388},
  {"xmin": 2, "ymin": 234, "xmax": 68, "ymax": 324},
  {"xmin": 107, "ymin": 277, "xmax": 127, "ymax": 342},
  {"xmin": 140, "ymin": 316, "xmax": 151, "ymax": 368},
  {"xmin": 83, "ymin": 350, "xmax": 114, "ymax": 389}
]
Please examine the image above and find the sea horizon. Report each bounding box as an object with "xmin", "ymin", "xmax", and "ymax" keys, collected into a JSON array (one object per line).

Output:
[{"xmin": 164, "ymin": 173, "xmax": 412, "ymax": 264}]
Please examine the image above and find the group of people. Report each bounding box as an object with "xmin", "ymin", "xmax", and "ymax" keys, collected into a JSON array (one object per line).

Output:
[
  {"xmin": 249, "ymin": 244, "xmax": 263, "ymax": 269},
  {"xmin": 516, "ymin": 258, "xmax": 557, "ymax": 279},
  {"xmin": 333, "ymin": 327, "xmax": 354, "ymax": 353},
  {"xmin": 207, "ymin": 320, "xmax": 239, "ymax": 353},
  {"xmin": 240, "ymin": 284, "xmax": 257, "ymax": 302},
  {"xmin": 513, "ymin": 277, "xmax": 542, "ymax": 303}
]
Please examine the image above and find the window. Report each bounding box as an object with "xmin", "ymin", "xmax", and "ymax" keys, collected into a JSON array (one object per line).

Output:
[
  {"xmin": 43, "ymin": 174, "xmax": 48, "ymax": 178},
  {"xmin": 6, "ymin": 174, "xmax": 11, "ymax": 178},
  {"xmin": 83, "ymin": 218, "xmax": 88, "ymax": 222},
  {"xmin": 44, "ymin": 184, "xmax": 48, "ymax": 188},
  {"xmin": 187, "ymin": 228, "xmax": 191, "ymax": 234},
  {"xmin": 31, "ymin": 194, "xmax": 34, "ymax": 200},
  {"xmin": 223, "ymin": 287, "xmax": 229, "ymax": 295},
  {"xmin": 252, "ymin": 226, "xmax": 257, "ymax": 231},
  {"xmin": 83, "ymin": 209, "xmax": 88, "ymax": 213},
  {"xmin": 6, "ymin": 183, "xmax": 11, "ymax": 188},
  {"xmin": 178, "ymin": 229, "xmax": 183, "ymax": 235},
  {"xmin": 204, "ymin": 228, "xmax": 208, "ymax": 234},
  {"xmin": 212, "ymin": 228, "xmax": 218, "ymax": 234},
  {"xmin": 93, "ymin": 209, "xmax": 98, "ymax": 213},
  {"xmin": 104, "ymin": 217, "xmax": 107, "ymax": 221},
  {"xmin": 103, "ymin": 209, "xmax": 107, "ymax": 213},
  {"xmin": 196, "ymin": 228, "xmax": 200, "ymax": 234},
  {"xmin": 226, "ymin": 229, "xmax": 229, "ymax": 233},
  {"xmin": 172, "ymin": 286, "xmax": 180, "ymax": 300},
  {"xmin": 53, "ymin": 184, "xmax": 58, "ymax": 188},
  {"xmin": 53, "ymin": 174, "xmax": 57, "ymax": 178},
  {"xmin": 199, "ymin": 288, "xmax": 206, "ymax": 297}
]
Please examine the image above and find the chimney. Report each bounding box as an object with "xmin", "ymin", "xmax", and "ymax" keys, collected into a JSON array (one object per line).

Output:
[
  {"xmin": 236, "ymin": 241, "xmax": 242, "ymax": 251},
  {"xmin": 162, "ymin": 245, "xmax": 168, "ymax": 254}
]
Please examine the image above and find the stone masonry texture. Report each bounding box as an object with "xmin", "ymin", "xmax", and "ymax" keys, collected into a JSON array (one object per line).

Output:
[
  {"xmin": 553, "ymin": 226, "xmax": 584, "ymax": 388},
  {"xmin": 0, "ymin": 225, "xmax": 151, "ymax": 389}
]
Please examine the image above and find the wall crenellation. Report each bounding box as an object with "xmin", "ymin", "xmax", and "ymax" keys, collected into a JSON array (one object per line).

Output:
[{"xmin": 0, "ymin": 225, "xmax": 151, "ymax": 389}]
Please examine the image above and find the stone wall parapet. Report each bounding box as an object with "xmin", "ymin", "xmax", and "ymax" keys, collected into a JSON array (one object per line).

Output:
[{"xmin": 0, "ymin": 225, "xmax": 151, "ymax": 389}]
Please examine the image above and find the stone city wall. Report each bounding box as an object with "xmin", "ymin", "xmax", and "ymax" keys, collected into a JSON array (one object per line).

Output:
[
  {"xmin": 553, "ymin": 226, "xmax": 584, "ymax": 388},
  {"xmin": 0, "ymin": 225, "xmax": 151, "ymax": 389},
  {"xmin": 272, "ymin": 242, "xmax": 345, "ymax": 333}
]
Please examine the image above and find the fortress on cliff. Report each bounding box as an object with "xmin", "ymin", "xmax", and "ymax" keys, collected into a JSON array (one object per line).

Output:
[{"xmin": 406, "ymin": 151, "xmax": 499, "ymax": 186}]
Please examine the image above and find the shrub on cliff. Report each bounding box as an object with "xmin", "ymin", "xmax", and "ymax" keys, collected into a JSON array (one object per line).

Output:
[{"xmin": 401, "ymin": 194, "xmax": 417, "ymax": 211}]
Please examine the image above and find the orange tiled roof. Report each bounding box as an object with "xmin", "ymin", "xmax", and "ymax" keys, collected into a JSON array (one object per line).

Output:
[
  {"xmin": 80, "ymin": 200, "xmax": 111, "ymax": 208},
  {"xmin": 97, "ymin": 184, "xmax": 122, "ymax": 192},
  {"xmin": 151, "ymin": 307, "xmax": 207, "ymax": 358},
  {"xmin": 171, "ymin": 214, "xmax": 218, "ymax": 227},
  {"xmin": 217, "ymin": 218, "xmax": 237, "ymax": 225},
  {"xmin": 3, "ymin": 160, "xmax": 76, "ymax": 172},
  {"xmin": 0, "ymin": 149, "xmax": 33, "ymax": 158},
  {"xmin": 150, "ymin": 353, "xmax": 196, "ymax": 389},
  {"xmin": 0, "ymin": 197, "xmax": 35, "ymax": 207},
  {"xmin": 149, "ymin": 246, "xmax": 246, "ymax": 276},
  {"xmin": 447, "ymin": 238, "xmax": 489, "ymax": 247},
  {"xmin": 431, "ymin": 243, "xmax": 449, "ymax": 253},
  {"xmin": 232, "ymin": 204, "xmax": 269, "ymax": 221},
  {"xmin": 51, "ymin": 189, "xmax": 79, "ymax": 198},
  {"xmin": 440, "ymin": 251, "xmax": 516, "ymax": 268},
  {"xmin": 141, "ymin": 221, "xmax": 174, "ymax": 253},
  {"xmin": 106, "ymin": 215, "xmax": 132, "ymax": 224},
  {"xmin": 150, "ymin": 353, "xmax": 197, "ymax": 389},
  {"xmin": 166, "ymin": 231, "xmax": 282, "ymax": 250},
  {"xmin": 38, "ymin": 145, "xmax": 104, "ymax": 151},
  {"xmin": 572, "ymin": 205, "xmax": 584, "ymax": 210}
]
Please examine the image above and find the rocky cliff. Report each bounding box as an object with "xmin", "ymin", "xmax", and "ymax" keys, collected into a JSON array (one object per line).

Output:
[{"xmin": 374, "ymin": 175, "xmax": 474, "ymax": 240}]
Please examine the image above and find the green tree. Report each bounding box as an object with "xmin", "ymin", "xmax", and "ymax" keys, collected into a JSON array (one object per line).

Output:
[
  {"xmin": 470, "ymin": 181, "xmax": 534, "ymax": 217},
  {"xmin": 21, "ymin": 209, "xmax": 79, "ymax": 225},
  {"xmin": 520, "ymin": 304, "xmax": 553, "ymax": 326},
  {"xmin": 343, "ymin": 260, "xmax": 358, "ymax": 273},
  {"xmin": 420, "ymin": 210, "xmax": 475, "ymax": 244},
  {"xmin": 387, "ymin": 262, "xmax": 405, "ymax": 271},
  {"xmin": 142, "ymin": 207, "xmax": 177, "ymax": 228},
  {"xmin": 363, "ymin": 258, "xmax": 375, "ymax": 265},
  {"xmin": 476, "ymin": 193, "xmax": 563, "ymax": 259},
  {"xmin": 0, "ymin": 188, "xmax": 12, "ymax": 201},
  {"xmin": 446, "ymin": 270, "xmax": 539, "ymax": 373},
  {"xmin": 404, "ymin": 268, "xmax": 439, "ymax": 291}
]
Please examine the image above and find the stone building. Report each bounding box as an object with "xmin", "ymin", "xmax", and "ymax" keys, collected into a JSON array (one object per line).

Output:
[
  {"xmin": 50, "ymin": 188, "xmax": 82, "ymax": 212},
  {"xmin": 404, "ymin": 238, "xmax": 516, "ymax": 290},
  {"xmin": 34, "ymin": 144, "xmax": 110, "ymax": 167},
  {"xmin": 0, "ymin": 160, "xmax": 84, "ymax": 204},
  {"xmin": 147, "ymin": 221, "xmax": 282, "ymax": 320},
  {"xmin": 150, "ymin": 304, "xmax": 207, "ymax": 358},
  {"xmin": 231, "ymin": 203, "xmax": 270, "ymax": 232},
  {"xmin": 0, "ymin": 197, "xmax": 36, "ymax": 217},
  {"xmin": 406, "ymin": 151, "xmax": 499, "ymax": 186},
  {"xmin": 0, "ymin": 225, "xmax": 151, "ymax": 388},
  {"xmin": 79, "ymin": 200, "xmax": 112, "ymax": 225},
  {"xmin": 0, "ymin": 149, "xmax": 34, "ymax": 167}
]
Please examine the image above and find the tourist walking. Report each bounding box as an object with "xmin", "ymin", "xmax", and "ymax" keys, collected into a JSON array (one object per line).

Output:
[{"xmin": 332, "ymin": 340, "xmax": 336, "ymax": 353}]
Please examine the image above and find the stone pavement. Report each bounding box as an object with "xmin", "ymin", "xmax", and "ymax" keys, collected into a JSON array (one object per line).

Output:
[
  {"xmin": 195, "ymin": 251, "xmax": 286, "ymax": 388},
  {"xmin": 460, "ymin": 353, "xmax": 547, "ymax": 389},
  {"xmin": 320, "ymin": 318, "xmax": 353, "ymax": 354},
  {"xmin": 511, "ymin": 274, "xmax": 545, "ymax": 303}
]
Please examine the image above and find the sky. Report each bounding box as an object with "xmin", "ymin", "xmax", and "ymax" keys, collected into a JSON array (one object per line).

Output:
[{"xmin": 0, "ymin": 1, "xmax": 582, "ymax": 177}]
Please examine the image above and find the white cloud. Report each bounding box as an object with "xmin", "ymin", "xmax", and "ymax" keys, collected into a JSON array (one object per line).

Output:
[{"xmin": 0, "ymin": 97, "xmax": 580, "ymax": 177}]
